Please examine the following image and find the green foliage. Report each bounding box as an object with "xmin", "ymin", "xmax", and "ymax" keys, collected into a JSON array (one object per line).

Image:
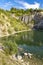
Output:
[
  {"xmin": 0, "ymin": 8, "xmax": 29, "ymax": 35},
  {"xmin": 10, "ymin": 8, "xmax": 43, "ymax": 16},
  {"xmin": 3, "ymin": 40, "xmax": 18, "ymax": 55},
  {"xmin": 10, "ymin": 8, "xmax": 25, "ymax": 16}
]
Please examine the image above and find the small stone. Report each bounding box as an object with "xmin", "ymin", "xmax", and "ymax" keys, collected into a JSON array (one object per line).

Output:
[
  {"xmin": 12, "ymin": 54, "xmax": 17, "ymax": 60},
  {"xmin": 17, "ymin": 55, "xmax": 22, "ymax": 60},
  {"xmin": 24, "ymin": 53, "xmax": 28, "ymax": 56},
  {"xmin": 28, "ymin": 53, "xmax": 33, "ymax": 58},
  {"xmin": 21, "ymin": 59, "xmax": 24, "ymax": 62}
]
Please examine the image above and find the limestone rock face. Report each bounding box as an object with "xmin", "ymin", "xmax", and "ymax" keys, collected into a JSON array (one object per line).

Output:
[
  {"xmin": 34, "ymin": 12, "xmax": 43, "ymax": 24},
  {"xmin": 19, "ymin": 12, "xmax": 43, "ymax": 29},
  {"xmin": 33, "ymin": 12, "xmax": 43, "ymax": 29},
  {"xmin": 19, "ymin": 15, "xmax": 34, "ymax": 24}
]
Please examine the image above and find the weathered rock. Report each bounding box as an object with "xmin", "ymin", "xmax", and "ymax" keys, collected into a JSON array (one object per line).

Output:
[
  {"xmin": 19, "ymin": 12, "xmax": 43, "ymax": 29},
  {"xmin": 28, "ymin": 53, "xmax": 33, "ymax": 59},
  {"xmin": 24, "ymin": 53, "xmax": 28, "ymax": 56},
  {"xmin": 17, "ymin": 55, "xmax": 22, "ymax": 60},
  {"xmin": 12, "ymin": 54, "xmax": 17, "ymax": 60},
  {"xmin": 19, "ymin": 15, "xmax": 34, "ymax": 24}
]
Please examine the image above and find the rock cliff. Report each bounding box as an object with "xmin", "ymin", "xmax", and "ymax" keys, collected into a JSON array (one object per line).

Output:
[{"xmin": 19, "ymin": 12, "xmax": 43, "ymax": 28}]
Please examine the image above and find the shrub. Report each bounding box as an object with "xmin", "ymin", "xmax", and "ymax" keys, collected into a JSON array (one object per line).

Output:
[{"xmin": 3, "ymin": 40, "xmax": 18, "ymax": 55}]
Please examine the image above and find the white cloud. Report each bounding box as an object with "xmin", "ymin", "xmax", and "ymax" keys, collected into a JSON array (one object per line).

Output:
[
  {"xmin": 3, "ymin": 2, "xmax": 13, "ymax": 8},
  {"xmin": 14, "ymin": 0, "xmax": 40, "ymax": 9}
]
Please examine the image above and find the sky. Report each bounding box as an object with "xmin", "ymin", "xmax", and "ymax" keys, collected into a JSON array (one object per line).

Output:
[{"xmin": 0, "ymin": 0, "xmax": 43, "ymax": 10}]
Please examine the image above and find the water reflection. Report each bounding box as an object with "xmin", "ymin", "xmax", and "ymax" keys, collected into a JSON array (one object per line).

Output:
[
  {"xmin": 0, "ymin": 30, "xmax": 43, "ymax": 46},
  {"xmin": 14, "ymin": 30, "xmax": 43, "ymax": 46},
  {"xmin": 0, "ymin": 30, "xmax": 43, "ymax": 58},
  {"xmin": 14, "ymin": 30, "xmax": 43, "ymax": 58}
]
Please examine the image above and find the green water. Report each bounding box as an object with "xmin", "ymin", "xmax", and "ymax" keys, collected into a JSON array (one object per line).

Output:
[
  {"xmin": 0, "ymin": 30, "xmax": 43, "ymax": 64},
  {"xmin": 1, "ymin": 30, "xmax": 43, "ymax": 45},
  {"xmin": 0, "ymin": 30, "xmax": 43, "ymax": 53},
  {"xmin": 14, "ymin": 30, "xmax": 43, "ymax": 46}
]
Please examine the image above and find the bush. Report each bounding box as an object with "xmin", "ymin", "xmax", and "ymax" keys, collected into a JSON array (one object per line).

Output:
[{"xmin": 3, "ymin": 40, "xmax": 18, "ymax": 55}]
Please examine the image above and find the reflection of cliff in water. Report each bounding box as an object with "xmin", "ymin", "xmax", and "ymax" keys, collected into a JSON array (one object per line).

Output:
[
  {"xmin": 14, "ymin": 30, "xmax": 43, "ymax": 46},
  {"xmin": 0, "ymin": 30, "xmax": 43, "ymax": 46}
]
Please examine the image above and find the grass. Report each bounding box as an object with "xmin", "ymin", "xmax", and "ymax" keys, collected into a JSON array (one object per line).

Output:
[
  {"xmin": 0, "ymin": 51, "xmax": 20, "ymax": 65},
  {"xmin": 0, "ymin": 9, "xmax": 29, "ymax": 35}
]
